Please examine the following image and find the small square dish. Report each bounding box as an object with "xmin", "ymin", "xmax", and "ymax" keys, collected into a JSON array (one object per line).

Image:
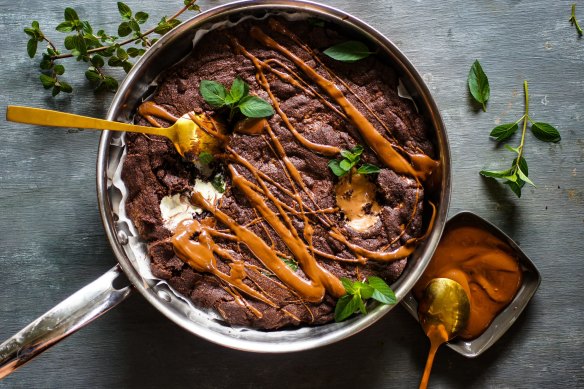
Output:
[{"xmin": 401, "ymin": 211, "xmax": 541, "ymax": 358}]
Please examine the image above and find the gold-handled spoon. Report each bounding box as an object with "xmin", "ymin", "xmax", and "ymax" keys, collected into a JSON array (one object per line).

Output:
[
  {"xmin": 5, "ymin": 105, "xmax": 222, "ymax": 158},
  {"xmin": 417, "ymin": 278, "xmax": 470, "ymax": 389}
]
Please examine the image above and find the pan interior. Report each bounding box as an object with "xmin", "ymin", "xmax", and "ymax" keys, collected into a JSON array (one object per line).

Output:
[{"xmin": 97, "ymin": 0, "xmax": 450, "ymax": 353}]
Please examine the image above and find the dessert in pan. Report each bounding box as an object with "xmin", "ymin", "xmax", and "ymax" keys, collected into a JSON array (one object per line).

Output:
[{"xmin": 122, "ymin": 17, "xmax": 439, "ymax": 329}]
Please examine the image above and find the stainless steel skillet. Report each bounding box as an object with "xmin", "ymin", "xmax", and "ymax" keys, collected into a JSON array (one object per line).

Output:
[{"xmin": 0, "ymin": 0, "xmax": 451, "ymax": 378}]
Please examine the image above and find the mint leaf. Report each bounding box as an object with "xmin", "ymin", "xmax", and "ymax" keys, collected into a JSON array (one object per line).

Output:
[
  {"xmin": 334, "ymin": 276, "xmax": 396, "ymax": 322},
  {"xmin": 367, "ymin": 276, "xmax": 396, "ymax": 304},
  {"xmin": 490, "ymin": 123, "xmax": 518, "ymax": 142},
  {"xmin": 200, "ymin": 80, "xmax": 227, "ymax": 108},
  {"xmin": 229, "ymin": 77, "xmax": 248, "ymax": 103},
  {"xmin": 334, "ymin": 294, "xmax": 361, "ymax": 322},
  {"xmin": 328, "ymin": 160, "xmax": 347, "ymax": 177},
  {"xmin": 357, "ymin": 164, "xmax": 380, "ymax": 175},
  {"xmin": 468, "ymin": 60, "xmax": 490, "ymax": 111},
  {"xmin": 211, "ymin": 173, "xmax": 226, "ymax": 193},
  {"xmin": 324, "ymin": 41, "xmax": 373, "ymax": 62},
  {"xmin": 339, "ymin": 159, "xmax": 354, "ymax": 171},
  {"xmin": 531, "ymin": 122, "xmax": 561, "ymax": 143},
  {"xmin": 237, "ymin": 95, "xmax": 274, "ymax": 118}
]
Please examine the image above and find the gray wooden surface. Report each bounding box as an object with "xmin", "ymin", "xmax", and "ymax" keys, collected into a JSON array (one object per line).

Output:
[{"xmin": 1, "ymin": 0, "xmax": 583, "ymax": 387}]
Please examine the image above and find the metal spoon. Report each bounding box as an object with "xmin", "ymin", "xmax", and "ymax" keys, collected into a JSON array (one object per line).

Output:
[
  {"xmin": 417, "ymin": 278, "xmax": 470, "ymax": 389},
  {"xmin": 6, "ymin": 105, "xmax": 221, "ymax": 158}
]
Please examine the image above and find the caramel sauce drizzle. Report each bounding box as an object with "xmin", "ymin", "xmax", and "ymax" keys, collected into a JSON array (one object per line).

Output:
[
  {"xmin": 136, "ymin": 23, "xmax": 441, "ymax": 316},
  {"xmin": 137, "ymin": 100, "xmax": 179, "ymax": 127},
  {"xmin": 249, "ymin": 25, "xmax": 436, "ymax": 182}
]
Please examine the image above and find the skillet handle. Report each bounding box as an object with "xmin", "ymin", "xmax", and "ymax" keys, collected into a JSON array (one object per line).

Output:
[{"xmin": 0, "ymin": 265, "xmax": 132, "ymax": 379}]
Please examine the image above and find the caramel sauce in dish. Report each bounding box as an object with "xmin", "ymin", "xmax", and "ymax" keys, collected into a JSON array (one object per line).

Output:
[
  {"xmin": 413, "ymin": 225, "xmax": 522, "ymax": 340},
  {"xmin": 126, "ymin": 18, "xmax": 442, "ymax": 327}
]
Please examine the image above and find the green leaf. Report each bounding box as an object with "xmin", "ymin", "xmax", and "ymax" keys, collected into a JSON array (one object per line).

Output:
[
  {"xmin": 228, "ymin": 77, "xmax": 248, "ymax": 103},
  {"xmin": 238, "ymin": 95, "xmax": 275, "ymax": 118},
  {"xmin": 64, "ymin": 35, "xmax": 76, "ymax": 50},
  {"xmin": 504, "ymin": 180, "xmax": 523, "ymax": 198},
  {"xmin": 122, "ymin": 61, "xmax": 133, "ymax": 73},
  {"xmin": 184, "ymin": 0, "xmax": 200, "ymax": 11},
  {"xmin": 53, "ymin": 64, "xmax": 65, "ymax": 75},
  {"xmin": 118, "ymin": 22, "xmax": 132, "ymax": 37},
  {"xmin": 85, "ymin": 69, "xmax": 101, "ymax": 83},
  {"xmin": 117, "ymin": 2, "xmax": 132, "ymax": 19},
  {"xmin": 328, "ymin": 159, "xmax": 347, "ymax": 177},
  {"xmin": 90, "ymin": 54, "xmax": 104, "ymax": 68},
  {"xmin": 116, "ymin": 47, "xmax": 128, "ymax": 60},
  {"xmin": 32, "ymin": 20, "xmax": 40, "ymax": 30},
  {"xmin": 59, "ymin": 81, "xmax": 73, "ymax": 93},
  {"xmin": 323, "ymin": 41, "xmax": 373, "ymax": 62},
  {"xmin": 340, "ymin": 277, "xmax": 355, "ymax": 294},
  {"xmin": 340, "ymin": 149, "xmax": 358, "ymax": 162},
  {"xmin": 129, "ymin": 19, "xmax": 140, "ymax": 32},
  {"xmin": 135, "ymin": 11, "xmax": 149, "ymax": 24},
  {"xmin": 39, "ymin": 74, "xmax": 55, "ymax": 89},
  {"xmin": 127, "ymin": 47, "xmax": 145, "ymax": 58},
  {"xmin": 350, "ymin": 145, "xmax": 364, "ymax": 156},
  {"xmin": 479, "ymin": 168, "xmax": 512, "ymax": 178},
  {"xmin": 24, "ymin": 27, "xmax": 36, "ymax": 38},
  {"xmin": 51, "ymin": 85, "xmax": 61, "ymax": 97},
  {"xmin": 39, "ymin": 59, "xmax": 52, "ymax": 70},
  {"xmin": 56, "ymin": 21, "xmax": 73, "ymax": 33},
  {"xmin": 504, "ymin": 144, "xmax": 520, "ymax": 154},
  {"xmin": 81, "ymin": 21, "xmax": 93, "ymax": 34},
  {"xmin": 468, "ymin": 60, "xmax": 490, "ymax": 111},
  {"xmin": 489, "ymin": 123, "xmax": 518, "ymax": 142},
  {"xmin": 281, "ymin": 257, "xmax": 298, "ymax": 272},
  {"xmin": 199, "ymin": 151, "xmax": 214, "ymax": 165},
  {"xmin": 64, "ymin": 8, "xmax": 79, "ymax": 22},
  {"xmin": 200, "ymin": 80, "xmax": 227, "ymax": 108},
  {"xmin": 334, "ymin": 294, "xmax": 360, "ymax": 322},
  {"xmin": 103, "ymin": 76, "xmax": 119, "ymax": 92},
  {"xmin": 27, "ymin": 39, "xmax": 38, "ymax": 58},
  {"xmin": 211, "ymin": 173, "xmax": 226, "ymax": 193},
  {"xmin": 367, "ymin": 276, "xmax": 396, "ymax": 304},
  {"xmin": 517, "ymin": 166, "xmax": 535, "ymax": 187},
  {"xmin": 515, "ymin": 156, "xmax": 528, "ymax": 176},
  {"xmin": 108, "ymin": 56, "xmax": 123, "ymax": 67},
  {"xmin": 339, "ymin": 159, "xmax": 354, "ymax": 171},
  {"xmin": 357, "ymin": 164, "xmax": 381, "ymax": 174},
  {"xmin": 358, "ymin": 283, "xmax": 374, "ymax": 300},
  {"xmin": 531, "ymin": 122, "xmax": 561, "ymax": 143}
]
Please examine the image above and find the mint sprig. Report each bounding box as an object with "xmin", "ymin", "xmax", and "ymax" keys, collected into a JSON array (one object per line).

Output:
[
  {"xmin": 323, "ymin": 41, "xmax": 373, "ymax": 62},
  {"xmin": 328, "ymin": 145, "xmax": 381, "ymax": 177},
  {"xmin": 480, "ymin": 80, "xmax": 561, "ymax": 197},
  {"xmin": 199, "ymin": 78, "xmax": 274, "ymax": 120},
  {"xmin": 334, "ymin": 276, "xmax": 396, "ymax": 322}
]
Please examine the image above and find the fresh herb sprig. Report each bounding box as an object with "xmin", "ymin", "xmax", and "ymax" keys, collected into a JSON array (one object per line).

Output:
[
  {"xmin": 480, "ymin": 80, "xmax": 561, "ymax": 197},
  {"xmin": 199, "ymin": 78, "xmax": 275, "ymax": 120},
  {"xmin": 328, "ymin": 145, "xmax": 380, "ymax": 177},
  {"xmin": 323, "ymin": 41, "xmax": 373, "ymax": 62},
  {"xmin": 334, "ymin": 276, "xmax": 396, "ymax": 322},
  {"xmin": 468, "ymin": 60, "xmax": 490, "ymax": 112},
  {"xmin": 279, "ymin": 256, "xmax": 299, "ymax": 271},
  {"xmin": 570, "ymin": 3, "xmax": 583, "ymax": 36},
  {"xmin": 24, "ymin": 1, "xmax": 200, "ymax": 96}
]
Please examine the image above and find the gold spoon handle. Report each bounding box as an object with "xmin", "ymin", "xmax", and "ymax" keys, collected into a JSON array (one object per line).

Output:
[{"xmin": 6, "ymin": 105, "xmax": 167, "ymax": 137}]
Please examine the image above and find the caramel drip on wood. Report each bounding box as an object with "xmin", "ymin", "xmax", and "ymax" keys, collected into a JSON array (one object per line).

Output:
[{"xmin": 250, "ymin": 26, "xmax": 435, "ymax": 182}]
